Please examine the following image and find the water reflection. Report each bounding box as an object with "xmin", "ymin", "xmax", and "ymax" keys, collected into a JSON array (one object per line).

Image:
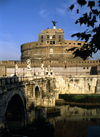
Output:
[{"xmin": 47, "ymin": 105, "xmax": 100, "ymax": 137}]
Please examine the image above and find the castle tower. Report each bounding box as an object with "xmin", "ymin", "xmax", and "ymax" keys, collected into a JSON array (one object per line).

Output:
[{"xmin": 21, "ymin": 23, "xmax": 88, "ymax": 63}]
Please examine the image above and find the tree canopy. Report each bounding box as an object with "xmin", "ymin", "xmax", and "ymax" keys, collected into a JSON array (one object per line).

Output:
[{"xmin": 68, "ymin": 0, "xmax": 100, "ymax": 60}]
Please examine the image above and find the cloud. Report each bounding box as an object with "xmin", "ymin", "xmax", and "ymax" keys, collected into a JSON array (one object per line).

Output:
[{"xmin": 39, "ymin": 9, "xmax": 49, "ymax": 17}]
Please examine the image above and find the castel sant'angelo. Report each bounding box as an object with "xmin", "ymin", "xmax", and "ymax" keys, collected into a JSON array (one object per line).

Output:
[{"xmin": 0, "ymin": 21, "xmax": 100, "ymax": 76}]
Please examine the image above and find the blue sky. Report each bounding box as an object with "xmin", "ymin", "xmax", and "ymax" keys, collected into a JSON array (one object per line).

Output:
[{"xmin": 0, "ymin": 0, "xmax": 100, "ymax": 61}]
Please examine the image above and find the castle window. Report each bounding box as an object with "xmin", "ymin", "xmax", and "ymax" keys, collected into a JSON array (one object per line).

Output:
[
  {"xmin": 53, "ymin": 35, "xmax": 55, "ymax": 38},
  {"xmin": 53, "ymin": 41, "xmax": 55, "ymax": 44},
  {"xmin": 59, "ymin": 35, "xmax": 61, "ymax": 38},
  {"xmin": 41, "ymin": 40, "xmax": 43, "ymax": 42},
  {"xmin": 83, "ymin": 67, "xmax": 85, "ymax": 69},
  {"xmin": 69, "ymin": 43, "xmax": 71, "ymax": 44},
  {"xmin": 78, "ymin": 43, "xmax": 81, "ymax": 45},
  {"xmin": 47, "ymin": 35, "xmax": 49, "ymax": 38},
  {"xmin": 47, "ymin": 41, "xmax": 49, "ymax": 44},
  {"xmin": 59, "ymin": 39, "xmax": 61, "ymax": 42},
  {"xmin": 50, "ymin": 41, "xmax": 52, "ymax": 44},
  {"xmin": 41, "ymin": 35, "xmax": 43, "ymax": 39},
  {"xmin": 74, "ymin": 43, "xmax": 75, "ymax": 45},
  {"xmin": 87, "ymin": 67, "xmax": 89, "ymax": 69}
]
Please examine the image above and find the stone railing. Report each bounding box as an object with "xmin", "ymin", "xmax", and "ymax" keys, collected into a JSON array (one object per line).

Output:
[
  {"xmin": 0, "ymin": 75, "xmax": 48, "ymax": 88},
  {"xmin": 0, "ymin": 77, "xmax": 19, "ymax": 87}
]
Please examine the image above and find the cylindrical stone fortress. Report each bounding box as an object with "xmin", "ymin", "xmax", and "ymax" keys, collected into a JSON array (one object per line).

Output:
[{"xmin": 21, "ymin": 28, "xmax": 88, "ymax": 63}]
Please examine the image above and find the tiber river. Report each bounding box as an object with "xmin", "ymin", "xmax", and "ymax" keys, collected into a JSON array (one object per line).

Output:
[
  {"xmin": 47, "ymin": 105, "xmax": 100, "ymax": 137},
  {"xmin": 7, "ymin": 105, "xmax": 100, "ymax": 137}
]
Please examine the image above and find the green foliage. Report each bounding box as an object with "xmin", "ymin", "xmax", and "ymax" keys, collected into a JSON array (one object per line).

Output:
[
  {"xmin": 59, "ymin": 94, "xmax": 100, "ymax": 103},
  {"xmin": 68, "ymin": 0, "xmax": 100, "ymax": 60}
]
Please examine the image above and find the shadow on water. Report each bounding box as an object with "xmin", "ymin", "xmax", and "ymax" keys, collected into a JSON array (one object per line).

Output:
[
  {"xmin": 3, "ymin": 105, "xmax": 100, "ymax": 137},
  {"xmin": 3, "ymin": 118, "xmax": 54, "ymax": 137},
  {"xmin": 47, "ymin": 105, "xmax": 100, "ymax": 137}
]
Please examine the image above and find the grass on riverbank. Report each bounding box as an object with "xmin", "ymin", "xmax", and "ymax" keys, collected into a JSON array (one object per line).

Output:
[{"xmin": 59, "ymin": 94, "xmax": 100, "ymax": 103}]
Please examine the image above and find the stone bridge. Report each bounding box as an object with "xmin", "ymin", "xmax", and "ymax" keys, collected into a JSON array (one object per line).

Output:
[
  {"xmin": 0, "ymin": 76, "xmax": 56, "ymax": 134},
  {"xmin": 0, "ymin": 75, "xmax": 100, "ymax": 135}
]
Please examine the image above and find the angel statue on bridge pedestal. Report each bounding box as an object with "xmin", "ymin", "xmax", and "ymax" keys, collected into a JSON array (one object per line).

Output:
[
  {"xmin": 41, "ymin": 64, "xmax": 44, "ymax": 71},
  {"xmin": 15, "ymin": 63, "xmax": 18, "ymax": 76},
  {"xmin": 26, "ymin": 59, "xmax": 31, "ymax": 70}
]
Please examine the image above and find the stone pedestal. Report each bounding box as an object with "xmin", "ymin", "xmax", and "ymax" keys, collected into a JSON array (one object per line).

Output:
[
  {"xmin": 25, "ymin": 69, "xmax": 32, "ymax": 80},
  {"xmin": 41, "ymin": 70, "xmax": 44, "ymax": 76}
]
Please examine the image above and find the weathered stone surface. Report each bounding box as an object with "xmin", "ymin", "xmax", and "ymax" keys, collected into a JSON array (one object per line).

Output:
[
  {"xmin": 0, "ymin": 75, "xmax": 100, "ymax": 136},
  {"xmin": 54, "ymin": 75, "xmax": 99, "ymax": 94}
]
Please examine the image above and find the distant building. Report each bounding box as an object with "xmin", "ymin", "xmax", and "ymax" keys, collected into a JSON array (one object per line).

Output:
[
  {"xmin": 21, "ymin": 24, "xmax": 88, "ymax": 63},
  {"xmin": 0, "ymin": 22, "xmax": 100, "ymax": 76}
]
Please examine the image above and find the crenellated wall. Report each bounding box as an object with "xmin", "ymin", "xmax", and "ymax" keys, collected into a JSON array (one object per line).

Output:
[{"xmin": 0, "ymin": 59, "xmax": 100, "ymax": 76}]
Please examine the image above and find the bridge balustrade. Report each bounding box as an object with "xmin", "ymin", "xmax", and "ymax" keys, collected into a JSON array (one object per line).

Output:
[{"xmin": 0, "ymin": 77, "xmax": 20, "ymax": 87}]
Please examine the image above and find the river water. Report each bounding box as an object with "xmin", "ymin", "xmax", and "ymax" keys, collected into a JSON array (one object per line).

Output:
[
  {"xmin": 47, "ymin": 105, "xmax": 100, "ymax": 137},
  {"xmin": 5, "ymin": 105, "xmax": 100, "ymax": 137}
]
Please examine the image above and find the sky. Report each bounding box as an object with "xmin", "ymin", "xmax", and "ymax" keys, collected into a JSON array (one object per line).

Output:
[{"xmin": 0, "ymin": 0, "xmax": 100, "ymax": 61}]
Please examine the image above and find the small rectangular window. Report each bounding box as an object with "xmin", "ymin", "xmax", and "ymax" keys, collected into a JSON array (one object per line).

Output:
[
  {"xmin": 59, "ymin": 39, "xmax": 61, "ymax": 42},
  {"xmin": 53, "ymin": 35, "xmax": 55, "ymax": 38},
  {"xmin": 41, "ymin": 40, "xmax": 43, "ymax": 42},
  {"xmin": 47, "ymin": 35, "xmax": 49, "ymax": 38},
  {"xmin": 59, "ymin": 35, "xmax": 61, "ymax": 38},
  {"xmin": 78, "ymin": 43, "xmax": 81, "ymax": 45},
  {"xmin": 41, "ymin": 35, "xmax": 43, "ymax": 39},
  {"xmin": 47, "ymin": 41, "xmax": 49, "ymax": 44},
  {"xmin": 50, "ymin": 41, "xmax": 52, "ymax": 44},
  {"xmin": 53, "ymin": 41, "xmax": 55, "ymax": 44}
]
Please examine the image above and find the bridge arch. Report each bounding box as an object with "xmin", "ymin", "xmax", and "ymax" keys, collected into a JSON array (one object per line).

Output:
[
  {"xmin": 34, "ymin": 85, "xmax": 41, "ymax": 106},
  {"xmin": 5, "ymin": 90, "xmax": 26, "ymax": 130},
  {"xmin": 35, "ymin": 86, "xmax": 40, "ymax": 100}
]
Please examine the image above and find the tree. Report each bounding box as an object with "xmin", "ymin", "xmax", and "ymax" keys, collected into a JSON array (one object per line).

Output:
[{"xmin": 68, "ymin": 0, "xmax": 100, "ymax": 60}]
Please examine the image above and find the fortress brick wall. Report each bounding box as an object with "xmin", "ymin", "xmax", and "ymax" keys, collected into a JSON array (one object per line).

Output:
[
  {"xmin": 0, "ymin": 59, "xmax": 100, "ymax": 76},
  {"xmin": 20, "ymin": 28, "xmax": 89, "ymax": 62}
]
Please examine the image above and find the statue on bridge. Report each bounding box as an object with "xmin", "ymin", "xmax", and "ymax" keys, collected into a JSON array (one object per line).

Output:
[
  {"xmin": 25, "ymin": 59, "xmax": 32, "ymax": 80},
  {"xmin": 15, "ymin": 63, "xmax": 18, "ymax": 76},
  {"xmin": 41, "ymin": 64, "xmax": 44, "ymax": 71},
  {"xmin": 41, "ymin": 64, "xmax": 44, "ymax": 75},
  {"xmin": 27, "ymin": 59, "xmax": 31, "ymax": 70}
]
